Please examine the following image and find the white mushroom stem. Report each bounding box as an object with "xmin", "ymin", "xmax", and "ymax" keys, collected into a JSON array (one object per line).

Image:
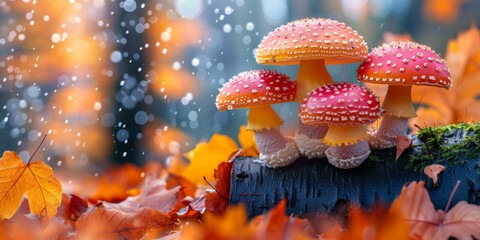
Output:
[
  {"xmin": 295, "ymin": 59, "xmax": 334, "ymax": 102},
  {"xmin": 254, "ymin": 128, "xmax": 289, "ymax": 155},
  {"xmin": 254, "ymin": 129, "xmax": 299, "ymax": 168},
  {"xmin": 325, "ymin": 141, "xmax": 371, "ymax": 169},
  {"xmin": 295, "ymin": 119, "xmax": 329, "ymax": 158},
  {"xmin": 370, "ymin": 85, "xmax": 415, "ymax": 149},
  {"xmin": 247, "ymin": 105, "xmax": 299, "ymax": 168},
  {"xmin": 374, "ymin": 115, "xmax": 409, "ymax": 148}
]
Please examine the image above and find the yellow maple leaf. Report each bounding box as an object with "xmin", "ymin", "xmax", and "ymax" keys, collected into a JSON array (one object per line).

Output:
[
  {"xmin": 182, "ymin": 134, "xmax": 238, "ymax": 185},
  {"xmin": 238, "ymin": 125, "xmax": 259, "ymax": 157},
  {"xmin": 0, "ymin": 151, "xmax": 63, "ymax": 219}
]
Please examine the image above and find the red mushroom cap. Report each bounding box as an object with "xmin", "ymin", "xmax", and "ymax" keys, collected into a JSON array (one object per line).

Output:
[
  {"xmin": 357, "ymin": 41, "xmax": 452, "ymax": 88},
  {"xmin": 255, "ymin": 18, "xmax": 368, "ymax": 65},
  {"xmin": 216, "ymin": 70, "xmax": 296, "ymax": 111},
  {"xmin": 299, "ymin": 82, "xmax": 381, "ymax": 126}
]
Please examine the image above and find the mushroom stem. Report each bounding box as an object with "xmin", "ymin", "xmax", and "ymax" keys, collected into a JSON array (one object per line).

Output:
[
  {"xmin": 295, "ymin": 119, "xmax": 329, "ymax": 158},
  {"xmin": 325, "ymin": 141, "xmax": 370, "ymax": 169},
  {"xmin": 370, "ymin": 85, "xmax": 415, "ymax": 148},
  {"xmin": 376, "ymin": 115, "xmax": 409, "ymax": 146},
  {"xmin": 382, "ymin": 85, "xmax": 416, "ymax": 118},
  {"xmin": 247, "ymin": 105, "xmax": 300, "ymax": 168},
  {"xmin": 246, "ymin": 105, "xmax": 284, "ymax": 131},
  {"xmin": 298, "ymin": 119, "xmax": 328, "ymax": 139},
  {"xmin": 323, "ymin": 125, "xmax": 368, "ymax": 146},
  {"xmin": 295, "ymin": 59, "xmax": 334, "ymax": 102},
  {"xmin": 253, "ymin": 128, "xmax": 289, "ymax": 155}
]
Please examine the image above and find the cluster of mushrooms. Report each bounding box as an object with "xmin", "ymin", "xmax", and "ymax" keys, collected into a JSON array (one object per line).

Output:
[{"xmin": 216, "ymin": 18, "xmax": 452, "ymax": 169}]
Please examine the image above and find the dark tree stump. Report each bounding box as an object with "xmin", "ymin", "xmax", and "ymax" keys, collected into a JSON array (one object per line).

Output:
[{"xmin": 230, "ymin": 127, "xmax": 480, "ymax": 218}]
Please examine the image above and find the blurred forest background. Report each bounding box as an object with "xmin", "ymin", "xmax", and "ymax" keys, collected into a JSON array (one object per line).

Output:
[{"xmin": 0, "ymin": 0, "xmax": 479, "ymax": 171}]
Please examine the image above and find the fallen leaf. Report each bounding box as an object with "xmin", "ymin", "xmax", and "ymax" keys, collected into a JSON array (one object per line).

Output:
[
  {"xmin": 182, "ymin": 134, "xmax": 238, "ymax": 185},
  {"xmin": 238, "ymin": 125, "xmax": 259, "ymax": 157},
  {"xmin": 423, "ymin": 164, "xmax": 446, "ymax": 184},
  {"xmin": 395, "ymin": 136, "xmax": 412, "ymax": 161},
  {"xmin": 75, "ymin": 205, "xmax": 176, "ymax": 240},
  {"xmin": 57, "ymin": 193, "xmax": 90, "ymax": 221},
  {"xmin": 0, "ymin": 213, "xmax": 75, "ymax": 240},
  {"xmin": 103, "ymin": 174, "xmax": 179, "ymax": 213},
  {"xmin": 0, "ymin": 151, "xmax": 62, "ymax": 219},
  {"xmin": 319, "ymin": 223, "xmax": 344, "ymax": 240},
  {"xmin": 205, "ymin": 151, "xmax": 238, "ymax": 214},
  {"xmin": 391, "ymin": 181, "xmax": 480, "ymax": 240},
  {"xmin": 90, "ymin": 163, "xmax": 143, "ymax": 203},
  {"xmin": 252, "ymin": 199, "xmax": 316, "ymax": 240},
  {"xmin": 178, "ymin": 199, "xmax": 316, "ymax": 240}
]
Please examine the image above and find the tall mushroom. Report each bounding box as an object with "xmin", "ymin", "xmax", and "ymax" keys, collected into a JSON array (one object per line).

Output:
[
  {"xmin": 216, "ymin": 70, "xmax": 299, "ymax": 168},
  {"xmin": 255, "ymin": 18, "xmax": 368, "ymax": 158},
  {"xmin": 357, "ymin": 41, "xmax": 452, "ymax": 148},
  {"xmin": 299, "ymin": 82, "xmax": 382, "ymax": 169}
]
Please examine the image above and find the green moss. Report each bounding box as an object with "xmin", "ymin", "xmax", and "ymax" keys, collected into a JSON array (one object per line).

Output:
[{"xmin": 407, "ymin": 122, "xmax": 480, "ymax": 172}]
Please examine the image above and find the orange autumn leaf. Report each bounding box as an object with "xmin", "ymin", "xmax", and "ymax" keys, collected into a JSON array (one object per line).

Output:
[
  {"xmin": 238, "ymin": 125, "xmax": 259, "ymax": 157},
  {"xmin": 0, "ymin": 151, "xmax": 62, "ymax": 220},
  {"xmin": 391, "ymin": 181, "xmax": 480, "ymax": 240},
  {"xmin": 423, "ymin": 164, "xmax": 446, "ymax": 185},
  {"xmin": 75, "ymin": 205, "xmax": 176, "ymax": 240},
  {"xmin": 182, "ymin": 134, "xmax": 238, "ymax": 185},
  {"xmin": 395, "ymin": 136, "xmax": 412, "ymax": 161},
  {"xmin": 205, "ymin": 159, "xmax": 236, "ymax": 214},
  {"xmin": 409, "ymin": 24, "xmax": 480, "ymax": 131},
  {"xmin": 178, "ymin": 204, "xmax": 251, "ymax": 240},
  {"xmin": 251, "ymin": 199, "xmax": 316, "ymax": 240},
  {"xmin": 322, "ymin": 205, "xmax": 410, "ymax": 240},
  {"xmin": 178, "ymin": 199, "xmax": 316, "ymax": 240},
  {"xmin": 90, "ymin": 163, "xmax": 143, "ymax": 203}
]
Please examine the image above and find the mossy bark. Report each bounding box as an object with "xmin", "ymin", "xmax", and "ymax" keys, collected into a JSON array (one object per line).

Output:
[{"xmin": 230, "ymin": 123, "xmax": 480, "ymax": 218}]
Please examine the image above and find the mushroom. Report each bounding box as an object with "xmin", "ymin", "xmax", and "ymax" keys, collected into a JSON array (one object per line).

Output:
[
  {"xmin": 216, "ymin": 70, "xmax": 299, "ymax": 168},
  {"xmin": 357, "ymin": 41, "xmax": 452, "ymax": 148},
  {"xmin": 299, "ymin": 82, "xmax": 382, "ymax": 169},
  {"xmin": 255, "ymin": 18, "xmax": 368, "ymax": 158}
]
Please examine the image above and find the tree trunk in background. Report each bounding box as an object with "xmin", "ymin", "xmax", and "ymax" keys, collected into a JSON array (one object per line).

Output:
[
  {"xmin": 111, "ymin": 0, "xmax": 147, "ymax": 163},
  {"xmin": 230, "ymin": 127, "xmax": 480, "ymax": 218}
]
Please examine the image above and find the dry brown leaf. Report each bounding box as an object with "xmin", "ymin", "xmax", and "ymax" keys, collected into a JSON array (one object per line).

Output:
[
  {"xmin": 0, "ymin": 151, "xmax": 62, "ymax": 220},
  {"xmin": 75, "ymin": 205, "xmax": 176, "ymax": 240},
  {"xmin": 102, "ymin": 174, "xmax": 179, "ymax": 213},
  {"xmin": 395, "ymin": 136, "xmax": 412, "ymax": 161},
  {"xmin": 423, "ymin": 164, "xmax": 446, "ymax": 184},
  {"xmin": 391, "ymin": 181, "xmax": 480, "ymax": 240},
  {"xmin": 205, "ymin": 153, "xmax": 237, "ymax": 214}
]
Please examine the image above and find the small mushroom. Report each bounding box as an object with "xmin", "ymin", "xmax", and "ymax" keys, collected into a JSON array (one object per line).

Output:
[
  {"xmin": 216, "ymin": 70, "xmax": 299, "ymax": 168},
  {"xmin": 255, "ymin": 18, "xmax": 369, "ymax": 158},
  {"xmin": 299, "ymin": 82, "xmax": 382, "ymax": 169},
  {"xmin": 357, "ymin": 41, "xmax": 452, "ymax": 149}
]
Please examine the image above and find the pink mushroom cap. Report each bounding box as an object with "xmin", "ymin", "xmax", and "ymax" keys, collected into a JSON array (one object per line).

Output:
[
  {"xmin": 357, "ymin": 41, "xmax": 452, "ymax": 88},
  {"xmin": 299, "ymin": 82, "xmax": 381, "ymax": 126},
  {"xmin": 216, "ymin": 70, "xmax": 296, "ymax": 111}
]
